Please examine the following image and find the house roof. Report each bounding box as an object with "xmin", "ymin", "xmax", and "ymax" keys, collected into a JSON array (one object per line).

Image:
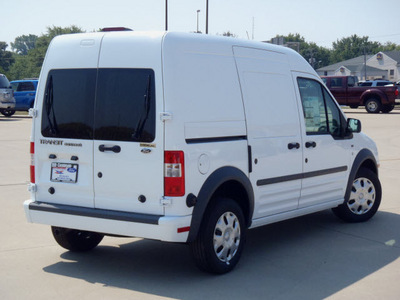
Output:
[
  {"xmin": 383, "ymin": 51, "xmax": 400, "ymax": 63},
  {"xmin": 317, "ymin": 55, "xmax": 373, "ymax": 71}
]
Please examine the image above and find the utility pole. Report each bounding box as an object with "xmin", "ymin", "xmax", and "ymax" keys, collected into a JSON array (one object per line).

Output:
[
  {"xmin": 363, "ymin": 46, "xmax": 367, "ymax": 80},
  {"xmin": 197, "ymin": 10, "xmax": 201, "ymax": 33},
  {"xmin": 206, "ymin": 0, "xmax": 209, "ymax": 34},
  {"xmin": 308, "ymin": 48, "xmax": 316, "ymax": 69},
  {"xmin": 165, "ymin": 0, "xmax": 168, "ymax": 31}
]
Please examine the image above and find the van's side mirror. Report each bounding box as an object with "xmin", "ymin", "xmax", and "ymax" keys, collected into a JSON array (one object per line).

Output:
[{"xmin": 347, "ymin": 118, "xmax": 361, "ymax": 133}]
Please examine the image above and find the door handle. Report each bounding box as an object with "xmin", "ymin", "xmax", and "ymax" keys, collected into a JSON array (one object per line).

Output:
[
  {"xmin": 99, "ymin": 145, "xmax": 121, "ymax": 153},
  {"xmin": 305, "ymin": 141, "xmax": 317, "ymax": 148},
  {"xmin": 287, "ymin": 142, "xmax": 300, "ymax": 150}
]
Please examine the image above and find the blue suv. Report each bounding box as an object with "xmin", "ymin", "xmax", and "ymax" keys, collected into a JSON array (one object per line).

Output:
[{"xmin": 9, "ymin": 79, "xmax": 38, "ymax": 116}]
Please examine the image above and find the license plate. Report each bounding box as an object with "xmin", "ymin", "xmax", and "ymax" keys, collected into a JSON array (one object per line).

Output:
[{"xmin": 51, "ymin": 163, "xmax": 78, "ymax": 183}]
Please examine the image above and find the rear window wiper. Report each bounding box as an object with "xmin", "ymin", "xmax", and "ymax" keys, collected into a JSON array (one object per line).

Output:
[
  {"xmin": 44, "ymin": 75, "xmax": 59, "ymax": 135},
  {"xmin": 133, "ymin": 74, "xmax": 152, "ymax": 140}
]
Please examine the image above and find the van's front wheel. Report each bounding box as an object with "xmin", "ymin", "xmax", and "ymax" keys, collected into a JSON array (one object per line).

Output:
[
  {"xmin": 190, "ymin": 198, "xmax": 246, "ymax": 274},
  {"xmin": 51, "ymin": 227, "xmax": 104, "ymax": 252},
  {"xmin": 332, "ymin": 168, "xmax": 381, "ymax": 222}
]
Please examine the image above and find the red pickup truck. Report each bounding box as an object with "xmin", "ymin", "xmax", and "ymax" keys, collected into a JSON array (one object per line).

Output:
[{"xmin": 321, "ymin": 76, "xmax": 398, "ymax": 113}]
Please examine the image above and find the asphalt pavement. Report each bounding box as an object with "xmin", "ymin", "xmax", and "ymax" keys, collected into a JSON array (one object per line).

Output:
[{"xmin": 1, "ymin": 108, "xmax": 400, "ymax": 299}]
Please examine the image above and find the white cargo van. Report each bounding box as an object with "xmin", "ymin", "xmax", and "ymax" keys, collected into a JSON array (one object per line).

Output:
[{"xmin": 24, "ymin": 31, "xmax": 382, "ymax": 274}]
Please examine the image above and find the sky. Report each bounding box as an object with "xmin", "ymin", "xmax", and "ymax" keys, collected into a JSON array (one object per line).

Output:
[{"xmin": 2, "ymin": 0, "xmax": 400, "ymax": 50}]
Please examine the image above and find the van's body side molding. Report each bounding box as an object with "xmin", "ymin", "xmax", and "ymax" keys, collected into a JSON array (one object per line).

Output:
[
  {"xmin": 185, "ymin": 135, "xmax": 247, "ymax": 144},
  {"xmin": 344, "ymin": 148, "xmax": 378, "ymax": 203},
  {"xmin": 187, "ymin": 167, "xmax": 254, "ymax": 243}
]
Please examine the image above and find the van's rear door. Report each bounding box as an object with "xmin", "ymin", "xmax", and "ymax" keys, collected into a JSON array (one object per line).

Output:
[
  {"xmin": 35, "ymin": 34, "xmax": 103, "ymax": 208},
  {"xmin": 93, "ymin": 34, "xmax": 165, "ymax": 215}
]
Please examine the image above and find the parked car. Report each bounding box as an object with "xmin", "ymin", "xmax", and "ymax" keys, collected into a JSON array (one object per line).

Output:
[
  {"xmin": 321, "ymin": 75, "xmax": 398, "ymax": 113},
  {"xmin": 0, "ymin": 74, "xmax": 16, "ymax": 117},
  {"xmin": 25, "ymin": 31, "xmax": 382, "ymax": 274},
  {"xmin": 9, "ymin": 79, "xmax": 38, "ymax": 114},
  {"xmin": 359, "ymin": 80, "xmax": 394, "ymax": 87}
]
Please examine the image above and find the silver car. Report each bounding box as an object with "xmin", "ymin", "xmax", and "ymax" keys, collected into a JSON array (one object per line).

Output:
[{"xmin": 0, "ymin": 74, "xmax": 16, "ymax": 117}]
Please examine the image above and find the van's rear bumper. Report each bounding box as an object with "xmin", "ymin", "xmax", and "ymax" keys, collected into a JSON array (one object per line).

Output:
[{"xmin": 24, "ymin": 200, "xmax": 191, "ymax": 243}]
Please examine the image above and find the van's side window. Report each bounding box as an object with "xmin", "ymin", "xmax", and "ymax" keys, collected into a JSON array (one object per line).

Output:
[{"xmin": 297, "ymin": 78, "xmax": 342, "ymax": 136}]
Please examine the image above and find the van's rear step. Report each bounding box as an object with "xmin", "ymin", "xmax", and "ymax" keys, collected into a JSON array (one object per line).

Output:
[
  {"xmin": 28, "ymin": 201, "xmax": 161, "ymax": 224},
  {"xmin": 24, "ymin": 200, "xmax": 191, "ymax": 242}
]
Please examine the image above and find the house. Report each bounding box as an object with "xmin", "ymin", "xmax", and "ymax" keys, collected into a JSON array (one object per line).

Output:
[
  {"xmin": 316, "ymin": 55, "xmax": 387, "ymax": 80},
  {"xmin": 317, "ymin": 51, "xmax": 400, "ymax": 82},
  {"xmin": 367, "ymin": 51, "xmax": 400, "ymax": 82}
]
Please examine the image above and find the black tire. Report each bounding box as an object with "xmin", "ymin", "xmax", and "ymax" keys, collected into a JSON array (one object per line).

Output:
[
  {"xmin": 349, "ymin": 105, "xmax": 358, "ymax": 109},
  {"xmin": 332, "ymin": 168, "xmax": 381, "ymax": 223},
  {"xmin": 365, "ymin": 98, "xmax": 381, "ymax": 113},
  {"xmin": 190, "ymin": 198, "xmax": 246, "ymax": 274},
  {"xmin": 0, "ymin": 109, "xmax": 15, "ymax": 117},
  {"xmin": 381, "ymin": 104, "xmax": 394, "ymax": 113},
  {"xmin": 51, "ymin": 226, "xmax": 104, "ymax": 252}
]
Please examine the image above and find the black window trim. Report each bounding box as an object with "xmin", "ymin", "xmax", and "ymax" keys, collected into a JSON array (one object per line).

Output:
[
  {"xmin": 297, "ymin": 76, "xmax": 350, "ymax": 140},
  {"xmin": 41, "ymin": 67, "xmax": 156, "ymax": 143}
]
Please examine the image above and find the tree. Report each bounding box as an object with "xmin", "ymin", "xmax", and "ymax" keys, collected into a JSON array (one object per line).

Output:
[
  {"xmin": 330, "ymin": 34, "xmax": 381, "ymax": 63},
  {"xmin": 219, "ymin": 31, "xmax": 237, "ymax": 38},
  {"xmin": 0, "ymin": 42, "xmax": 15, "ymax": 74},
  {"xmin": 377, "ymin": 42, "xmax": 400, "ymax": 52},
  {"xmin": 273, "ymin": 33, "xmax": 332, "ymax": 68},
  {"xmin": 8, "ymin": 25, "xmax": 84, "ymax": 79},
  {"xmin": 7, "ymin": 55, "xmax": 35, "ymax": 80},
  {"xmin": 11, "ymin": 34, "xmax": 38, "ymax": 55}
]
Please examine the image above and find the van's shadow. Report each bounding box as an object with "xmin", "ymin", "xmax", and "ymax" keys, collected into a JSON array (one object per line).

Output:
[
  {"xmin": 43, "ymin": 210, "xmax": 400, "ymax": 299},
  {"xmin": 0, "ymin": 115, "xmax": 31, "ymax": 121},
  {"xmin": 342, "ymin": 109, "xmax": 400, "ymax": 115}
]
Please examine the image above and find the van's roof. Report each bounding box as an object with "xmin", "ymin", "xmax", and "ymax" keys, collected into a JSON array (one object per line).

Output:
[{"xmin": 49, "ymin": 31, "xmax": 316, "ymax": 75}]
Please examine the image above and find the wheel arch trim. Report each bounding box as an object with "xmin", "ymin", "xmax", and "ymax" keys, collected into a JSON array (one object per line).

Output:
[
  {"xmin": 361, "ymin": 90, "xmax": 387, "ymax": 104},
  {"xmin": 187, "ymin": 166, "xmax": 254, "ymax": 243},
  {"xmin": 345, "ymin": 148, "xmax": 378, "ymax": 202}
]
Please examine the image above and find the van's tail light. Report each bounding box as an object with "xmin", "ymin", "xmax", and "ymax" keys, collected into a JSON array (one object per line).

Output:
[
  {"xmin": 164, "ymin": 151, "xmax": 185, "ymax": 196},
  {"xmin": 30, "ymin": 142, "xmax": 35, "ymax": 183},
  {"xmin": 395, "ymin": 89, "xmax": 399, "ymax": 97}
]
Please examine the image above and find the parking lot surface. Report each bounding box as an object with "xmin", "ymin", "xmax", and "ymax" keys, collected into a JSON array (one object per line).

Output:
[{"xmin": 1, "ymin": 108, "xmax": 400, "ymax": 299}]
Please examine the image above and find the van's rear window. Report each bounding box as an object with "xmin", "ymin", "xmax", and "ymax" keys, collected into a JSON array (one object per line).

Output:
[{"xmin": 41, "ymin": 68, "xmax": 155, "ymax": 142}]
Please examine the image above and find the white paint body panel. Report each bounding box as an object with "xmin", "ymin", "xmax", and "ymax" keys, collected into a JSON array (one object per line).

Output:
[
  {"xmin": 26, "ymin": 31, "xmax": 379, "ymax": 243},
  {"xmin": 233, "ymin": 47, "xmax": 303, "ymax": 218},
  {"xmin": 93, "ymin": 33, "xmax": 165, "ymax": 214}
]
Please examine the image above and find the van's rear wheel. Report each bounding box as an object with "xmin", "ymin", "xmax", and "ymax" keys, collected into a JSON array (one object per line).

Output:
[
  {"xmin": 190, "ymin": 198, "xmax": 246, "ymax": 274},
  {"xmin": 51, "ymin": 227, "xmax": 104, "ymax": 252},
  {"xmin": 332, "ymin": 168, "xmax": 381, "ymax": 222}
]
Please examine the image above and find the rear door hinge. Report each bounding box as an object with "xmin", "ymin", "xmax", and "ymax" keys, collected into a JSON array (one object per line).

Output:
[
  {"xmin": 160, "ymin": 197, "xmax": 172, "ymax": 206},
  {"xmin": 160, "ymin": 112, "xmax": 173, "ymax": 122},
  {"xmin": 28, "ymin": 183, "xmax": 37, "ymax": 192}
]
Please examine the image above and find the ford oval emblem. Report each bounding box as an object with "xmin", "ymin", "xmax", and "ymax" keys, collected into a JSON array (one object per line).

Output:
[{"xmin": 141, "ymin": 148, "xmax": 152, "ymax": 154}]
